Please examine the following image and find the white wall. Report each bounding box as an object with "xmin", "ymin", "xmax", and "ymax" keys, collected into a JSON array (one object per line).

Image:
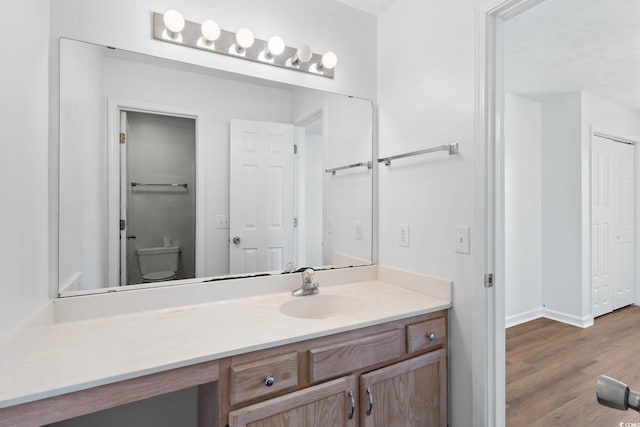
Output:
[
  {"xmin": 504, "ymin": 91, "xmax": 640, "ymax": 327},
  {"xmin": 0, "ymin": 0, "xmax": 50, "ymax": 346},
  {"xmin": 540, "ymin": 93, "xmax": 584, "ymax": 321},
  {"xmin": 504, "ymin": 93, "xmax": 542, "ymax": 325},
  {"xmin": 378, "ymin": 1, "xmax": 480, "ymax": 425}
]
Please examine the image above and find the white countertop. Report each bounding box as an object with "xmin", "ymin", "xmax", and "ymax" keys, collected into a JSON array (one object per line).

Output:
[{"xmin": 0, "ymin": 267, "xmax": 451, "ymax": 409}]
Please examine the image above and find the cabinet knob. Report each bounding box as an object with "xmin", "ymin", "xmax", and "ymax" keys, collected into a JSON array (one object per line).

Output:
[
  {"xmin": 427, "ymin": 332, "xmax": 436, "ymax": 342},
  {"xmin": 264, "ymin": 375, "xmax": 275, "ymax": 387}
]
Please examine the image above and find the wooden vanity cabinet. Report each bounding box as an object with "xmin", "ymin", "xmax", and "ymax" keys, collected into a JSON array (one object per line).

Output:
[
  {"xmin": 360, "ymin": 349, "xmax": 447, "ymax": 427},
  {"xmin": 229, "ymin": 376, "xmax": 357, "ymax": 427},
  {"xmin": 225, "ymin": 310, "xmax": 448, "ymax": 427}
]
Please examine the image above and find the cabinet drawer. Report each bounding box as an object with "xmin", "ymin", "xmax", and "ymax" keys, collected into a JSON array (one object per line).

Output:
[
  {"xmin": 406, "ymin": 317, "xmax": 446, "ymax": 353},
  {"xmin": 230, "ymin": 352, "xmax": 298, "ymax": 405},
  {"xmin": 309, "ymin": 330, "xmax": 401, "ymax": 382}
]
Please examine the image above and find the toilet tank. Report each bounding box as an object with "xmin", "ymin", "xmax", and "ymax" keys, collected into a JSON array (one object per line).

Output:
[{"xmin": 136, "ymin": 246, "xmax": 180, "ymax": 274}]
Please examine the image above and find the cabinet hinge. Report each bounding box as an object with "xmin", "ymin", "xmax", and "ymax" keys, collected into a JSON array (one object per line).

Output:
[
  {"xmin": 484, "ymin": 273, "xmax": 494, "ymax": 288},
  {"xmin": 120, "ymin": 132, "xmax": 126, "ymax": 144},
  {"xmin": 293, "ymin": 218, "xmax": 298, "ymax": 228},
  {"xmin": 120, "ymin": 219, "xmax": 126, "ymax": 231},
  {"xmin": 293, "ymin": 144, "xmax": 298, "ymax": 154}
]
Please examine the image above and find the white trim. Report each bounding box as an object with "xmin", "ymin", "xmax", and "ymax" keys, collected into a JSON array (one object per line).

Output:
[
  {"xmin": 505, "ymin": 307, "xmax": 595, "ymax": 329},
  {"xmin": 475, "ymin": 0, "xmax": 547, "ymax": 426},
  {"xmin": 107, "ymin": 97, "xmax": 206, "ymax": 285},
  {"xmin": 541, "ymin": 308, "xmax": 594, "ymax": 329},
  {"xmin": 505, "ymin": 308, "xmax": 542, "ymax": 328}
]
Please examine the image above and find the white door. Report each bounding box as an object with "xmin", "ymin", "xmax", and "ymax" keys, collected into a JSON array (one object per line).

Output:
[
  {"xmin": 230, "ymin": 119, "xmax": 295, "ymax": 274},
  {"xmin": 592, "ymin": 135, "xmax": 635, "ymax": 317}
]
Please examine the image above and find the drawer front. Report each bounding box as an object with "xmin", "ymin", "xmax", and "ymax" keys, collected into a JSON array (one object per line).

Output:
[
  {"xmin": 309, "ymin": 330, "xmax": 401, "ymax": 382},
  {"xmin": 230, "ymin": 352, "xmax": 298, "ymax": 405},
  {"xmin": 406, "ymin": 317, "xmax": 447, "ymax": 353}
]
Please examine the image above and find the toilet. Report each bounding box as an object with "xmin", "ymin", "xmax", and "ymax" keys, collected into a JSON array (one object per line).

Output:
[{"xmin": 136, "ymin": 245, "xmax": 180, "ymax": 282}]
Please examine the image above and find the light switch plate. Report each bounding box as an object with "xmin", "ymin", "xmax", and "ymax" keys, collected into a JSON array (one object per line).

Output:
[
  {"xmin": 454, "ymin": 225, "xmax": 470, "ymax": 254},
  {"xmin": 399, "ymin": 224, "xmax": 409, "ymax": 247},
  {"xmin": 216, "ymin": 215, "xmax": 230, "ymax": 229}
]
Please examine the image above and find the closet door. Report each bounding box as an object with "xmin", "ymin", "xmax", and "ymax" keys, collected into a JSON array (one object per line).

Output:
[{"xmin": 592, "ymin": 135, "xmax": 635, "ymax": 316}]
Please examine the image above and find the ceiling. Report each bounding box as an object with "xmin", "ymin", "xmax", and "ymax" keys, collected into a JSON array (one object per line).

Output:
[
  {"xmin": 505, "ymin": 0, "xmax": 640, "ymax": 111},
  {"xmin": 334, "ymin": 0, "xmax": 397, "ymax": 15}
]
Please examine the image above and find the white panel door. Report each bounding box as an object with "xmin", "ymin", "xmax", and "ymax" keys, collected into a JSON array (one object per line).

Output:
[
  {"xmin": 592, "ymin": 136, "xmax": 635, "ymax": 317},
  {"xmin": 230, "ymin": 120, "xmax": 294, "ymax": 274},
  {"xmin": 612, "ymin": 140, "xmax": 635, "ymax": 308}
]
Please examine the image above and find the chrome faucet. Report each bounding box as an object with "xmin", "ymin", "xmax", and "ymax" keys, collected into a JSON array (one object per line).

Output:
[{"xmin": 292, "ymin": 268, "xmax": 319, "ymax": 296}]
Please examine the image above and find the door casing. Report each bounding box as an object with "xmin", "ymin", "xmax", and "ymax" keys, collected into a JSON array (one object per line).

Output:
[{"xmin": 107, "ymin": 98, "xmax": 206, "ymax": 287}]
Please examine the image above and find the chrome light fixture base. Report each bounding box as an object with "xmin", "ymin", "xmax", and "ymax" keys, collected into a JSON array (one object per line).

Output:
[{"xmin": 152, "ymin": 12, "xmax": 335, "ymax": 79}]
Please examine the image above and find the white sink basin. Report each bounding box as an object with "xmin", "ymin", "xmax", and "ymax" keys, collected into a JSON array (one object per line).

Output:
[{"xmin": 279, "ymin": 294, "xmax": 365, "ymax": 319}]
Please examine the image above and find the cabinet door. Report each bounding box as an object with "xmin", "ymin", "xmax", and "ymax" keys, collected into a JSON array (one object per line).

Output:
[
  {"xmin": 229, "ymin": 375, "xmax": 357, "ymax": 427},
  {"xmin": 360, "ymin": 349, "xmax": 447, "ymax": 427}
]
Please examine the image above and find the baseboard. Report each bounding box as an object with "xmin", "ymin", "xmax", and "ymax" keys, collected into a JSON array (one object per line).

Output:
[
  {"xmin": 541, "ymin": 308, "xmax": 594, "ymax": 328},
  {"xmin": 506, "ymin": 307, "xmax": 594, "ymax": 329},
  {"xmin": 505, "ymin": 308, "xmax": 543, "ymax": 328}
]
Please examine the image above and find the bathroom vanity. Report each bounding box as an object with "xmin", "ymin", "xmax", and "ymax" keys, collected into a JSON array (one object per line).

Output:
[{"xmin": 0, "ymin": 266, "xmax": 450, "ymax": 426}]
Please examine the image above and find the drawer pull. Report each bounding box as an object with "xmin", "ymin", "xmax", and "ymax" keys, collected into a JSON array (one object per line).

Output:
[
  {"xmin": 366, "ymin": 386, "xmax": 374, "ymax": 416},
  {"xmin": 348, "ymin": 390, "xmax": 355, "ymax": 419},
  {"xmin": 427, "ymin": 332, "xmax": 436, "ymax": 342},
  {"xmin": 264, "ymin": 375, "xmax": 275, "ymax": 387}
]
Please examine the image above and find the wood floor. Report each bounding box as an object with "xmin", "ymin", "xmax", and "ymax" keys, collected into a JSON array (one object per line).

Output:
[{"xmin": 507, "ymin": 305, "xmax": 640, "ymax": 426}]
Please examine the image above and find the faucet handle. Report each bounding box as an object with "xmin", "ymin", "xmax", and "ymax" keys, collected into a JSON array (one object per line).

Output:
[{"xmin": 302, "ymin": 268, "xmax": 315, "ymax": 283}]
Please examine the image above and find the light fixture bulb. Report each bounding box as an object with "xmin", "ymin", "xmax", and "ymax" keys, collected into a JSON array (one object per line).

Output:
[
  {"xmin": 320, "ymin": 51, "xmax": 338, "ymax": 70},
  {"xmin": 293, "ymin": 44, "xmax": 313, "ymax": 65},
  {"xmin": 267, "ymin": 36, "xmax": 285, "ymax": 56},
  {"xmin": 201, "ymin": 20, "xmax": 221, "ymax": 42},
  {"xmin": 236, "ymin": 28, "xmax": 255, "ymax": 49},
  {"xmin": 163, "ymin": 10, "xmax": 185, "ymax": 34}
]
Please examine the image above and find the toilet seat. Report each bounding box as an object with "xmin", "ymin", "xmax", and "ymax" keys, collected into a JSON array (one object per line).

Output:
[{"xmin": 142, "ymin": 271, "xmax": 176, "ymax": 282}]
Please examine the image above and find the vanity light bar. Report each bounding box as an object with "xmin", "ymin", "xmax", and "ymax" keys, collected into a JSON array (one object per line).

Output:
[{"xmin": 152, "ymin": 12, "xmax": 336, "ymax": 79}]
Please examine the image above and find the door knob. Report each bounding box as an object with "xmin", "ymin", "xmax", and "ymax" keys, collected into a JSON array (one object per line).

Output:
[
  {"xmin": 127, "ymin": 235, "xmax": 136, "ymax": 240},
  {"xmin": 232, "ymin": 236, "xmax": 241, "ymax": 245}
]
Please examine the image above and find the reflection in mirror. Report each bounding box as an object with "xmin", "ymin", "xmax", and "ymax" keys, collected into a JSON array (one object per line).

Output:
[{"xmin": 59, "ymin": 38, "xmax": 373, "ymax": 295}]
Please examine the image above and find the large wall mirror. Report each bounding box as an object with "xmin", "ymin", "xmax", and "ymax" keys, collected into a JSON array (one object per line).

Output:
[{"xmin": 59, "ymin": 38, "xmax": 374, "ymax": 295}]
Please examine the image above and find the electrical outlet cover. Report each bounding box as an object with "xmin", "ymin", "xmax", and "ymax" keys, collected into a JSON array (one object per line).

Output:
[{"xmin": 399, "ymin": 224, "xmax": 409, "ymax": 247}]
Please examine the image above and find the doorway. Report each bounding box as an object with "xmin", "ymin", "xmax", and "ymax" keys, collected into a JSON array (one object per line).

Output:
[
  {"xmin": 120, "ymin": 111, "xmax": 196, "ymax": 285},
  {"xmin": 476, "ymin": 0, "xmax": 640, "ymax": 424},
  {"xmin": 294, "ymin": 111, "xmax": 325, "ymax": 269},
  {"xmin": 107, "ymin": 98, "xmax": 205, "ymax": 288}
]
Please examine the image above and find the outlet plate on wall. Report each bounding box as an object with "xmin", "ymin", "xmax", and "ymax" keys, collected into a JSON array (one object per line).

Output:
[{"xmin": 399, "ymin": 224, "xmax": 409, "ymax": 247}]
